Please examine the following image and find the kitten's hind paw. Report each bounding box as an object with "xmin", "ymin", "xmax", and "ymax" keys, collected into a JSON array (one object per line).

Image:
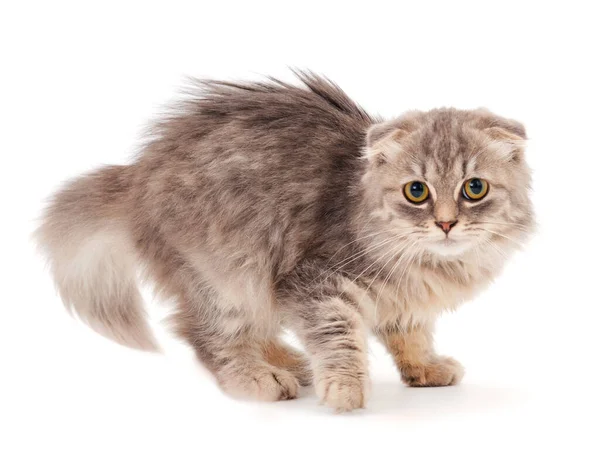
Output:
[
  {"xmin": 401, "ymin": 356, "xmax": 465, "ymax": 387},
  {"xmin": 287, "ymin": 361, "xmax": 313, "ymax": 387},
  {"xmin": 263, "ymin": 341, "xmax": 313, "ymax": 387},
  {"xmin": 218, "ymin": 365, "xmax": 299, "ymax": 401}
]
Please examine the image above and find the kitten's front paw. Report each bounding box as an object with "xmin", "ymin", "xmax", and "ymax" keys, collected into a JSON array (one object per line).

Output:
[
  {"xmin": 401, "ymin": 356, "xmax": 464, "ymax": 387},
  {"xmin": 316, "ymin": 374, "xmax": 369, "ymax": 412}
]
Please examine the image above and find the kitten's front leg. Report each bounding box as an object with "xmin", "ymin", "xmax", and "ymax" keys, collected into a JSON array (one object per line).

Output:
[
  {"xmin": 287, "ymin": 293, "xmax": 370, "ymax": 412},
  {"xmin": 377, "ymin": 323, "xmax": 464, "ymax": 387}
]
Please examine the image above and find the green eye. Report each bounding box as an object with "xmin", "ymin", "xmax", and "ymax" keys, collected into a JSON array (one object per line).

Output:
[
  {"xmin": 463, "ymin": 178, "xmax": 489, "ymax": 200},
  {"xmin": 404, "ymin": 181, "xmax": 429, "ymax": 204}
]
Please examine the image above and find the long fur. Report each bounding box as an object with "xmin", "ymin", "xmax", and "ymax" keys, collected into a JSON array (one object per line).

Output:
[
  {"xmin": 35, "ymin": 166, "xmax": 158, "ymax": 350},
  {"xmin": 36, "ymin": 71, "xmax": 534, "ymax": 411}
]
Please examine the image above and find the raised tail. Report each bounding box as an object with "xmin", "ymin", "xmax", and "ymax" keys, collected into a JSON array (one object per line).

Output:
[{"xmin": 35, "ymin": 165, "xmax": 158, "ymax": 351}]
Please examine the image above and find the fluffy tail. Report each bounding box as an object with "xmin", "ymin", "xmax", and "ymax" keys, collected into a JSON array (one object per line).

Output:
[{"xmin": 35, "ymin": 165, "xmax": 158, "ymax": 351}]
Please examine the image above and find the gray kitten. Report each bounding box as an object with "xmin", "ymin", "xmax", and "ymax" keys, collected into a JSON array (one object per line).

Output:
[{"xmin": 36, "ymin": 71, "xmax": 534, "ymax": 411}]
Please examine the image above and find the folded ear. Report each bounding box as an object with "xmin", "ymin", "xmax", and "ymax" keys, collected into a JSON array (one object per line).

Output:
[
  {"xmin": 473, "ymin": 108, "xmax": 527, "ymax": 163},
  {"xmin": 366, "ymin": 121, "xmax": 403, "ymax": 147},
  {"xmin": 473, "ymin": 107, "xmax": 527, "ymax": 138},
  {"xmin": 365, "ymin": 112, "xmax": 422, "ymax": 165}
]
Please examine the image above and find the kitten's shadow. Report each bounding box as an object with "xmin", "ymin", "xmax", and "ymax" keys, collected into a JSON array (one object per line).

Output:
[{"xmin": 274, "ymin": 382, "xmax": 529, "ymax": 418}]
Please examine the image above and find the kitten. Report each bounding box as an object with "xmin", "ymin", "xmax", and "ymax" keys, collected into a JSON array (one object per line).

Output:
[{"xmin": 36, "ymin": 71, "xmax": 534, "ymax": 411}]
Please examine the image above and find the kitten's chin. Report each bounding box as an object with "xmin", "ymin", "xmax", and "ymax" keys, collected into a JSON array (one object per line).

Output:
[{"xmin": 424, "ymin": 238, "xmax": 473, "ymax": 258}]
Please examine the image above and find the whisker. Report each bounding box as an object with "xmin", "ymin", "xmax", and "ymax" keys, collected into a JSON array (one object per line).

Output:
[
  {"xmin": 375, "ymin": 240, "xmax": 417, "ymax": 316},
  {"xmin": 482, "ymin": 238, "xmax": 510, "ymax": 259},
  {"xmin": 371, "ymin": 240, "xmax": 417, "ymax": 317},
  {"xmin": 472, "ymin": 241, "xmax": 483, "ymax": 268},
  {"xmin": 329, "ymin": 227, "xmax": 417, "ymax": 268},
  {"xmin": 479, "ymin": 221, "xmax": 530, "ymax": 227},
  {"xmin": 472, "ymin": 221, "xmax": 531, "ymax": 232},
  {"xmin": 479, "ymin": 228, "xmax": 526, "ymax": 248},
  {"xmin": 308, "ymin": 230, "xmax": 413, "ymax": 290},
  {"xmin": 331, "ymin": 236, "xmax": 416, "ymax": 312},
  {"xmin": 393, "ymin": 243, "xmax": 420, "ymax": 302},
  {"xmin": 346, "ymin": 238, "xmax": 411, "ymax": 292},
  {"xmin": 323, "ymin": 239, "xmax": 410, "ymax": 314},
  {"xmin": 320, "ymin": 225, "xmax": 387, "ymax": 270}
]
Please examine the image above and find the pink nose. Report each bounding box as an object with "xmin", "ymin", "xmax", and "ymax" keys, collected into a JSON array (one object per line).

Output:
[{"xmin": 435, "ymin": 220, "xmax": 457, "ymax": 234}]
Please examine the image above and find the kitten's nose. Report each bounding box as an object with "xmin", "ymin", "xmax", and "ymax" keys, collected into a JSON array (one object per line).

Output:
[{"xmin": 435, "ymin": 220, "xmax": 458, "ymax": 234}]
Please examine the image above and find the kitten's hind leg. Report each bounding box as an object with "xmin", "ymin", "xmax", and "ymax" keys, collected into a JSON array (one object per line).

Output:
[
  {"xmin": 173, "ymin": 288, "xmax": 299, "ymax": 401},
  {"xmin": 263, "ymin": 339, "xmax": 313, "ymax": 387},
  {"xmin": 213, "ymin": 345, "xmax": 300, "ymax": 401}
]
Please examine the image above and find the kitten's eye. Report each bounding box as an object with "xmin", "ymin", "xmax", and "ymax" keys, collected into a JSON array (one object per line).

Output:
[
  {"xmin": 463, "ymin": 178, "xmax": 489, "ymax": 200},
  {"xmin": 404, "ymin": 181, "xmax": 429, "ymax": 204}
]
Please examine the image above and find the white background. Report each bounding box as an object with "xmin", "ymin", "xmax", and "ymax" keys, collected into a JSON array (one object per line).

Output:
[{"xmin": 2, "ymin": 1, "xmax": 599, "ymax": 453}]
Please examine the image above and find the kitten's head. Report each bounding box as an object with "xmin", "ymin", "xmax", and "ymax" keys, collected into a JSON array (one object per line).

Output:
[{"xmin": 362, "ymin": 108, "xmax": 534, "ymax": 260}]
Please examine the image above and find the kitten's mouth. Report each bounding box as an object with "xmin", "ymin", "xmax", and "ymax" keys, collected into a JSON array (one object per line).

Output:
[
  {"xmin": 425, "ymin": 236, "xmax": 472, "ymax": 257},
  {"xmin": 435, "ymin": 236, "xmax": 460, "ymax": 247}
]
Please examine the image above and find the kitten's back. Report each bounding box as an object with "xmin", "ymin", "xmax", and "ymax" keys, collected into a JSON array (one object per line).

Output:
[{"xmin": 36, "ymin": 72, "xmax": 374, "ymax": 350}]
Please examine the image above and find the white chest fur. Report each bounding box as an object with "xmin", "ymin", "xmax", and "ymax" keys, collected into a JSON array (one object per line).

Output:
[{"xmin": 340, "ymin": 254, "xmax": 499, "ymax": 331}]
